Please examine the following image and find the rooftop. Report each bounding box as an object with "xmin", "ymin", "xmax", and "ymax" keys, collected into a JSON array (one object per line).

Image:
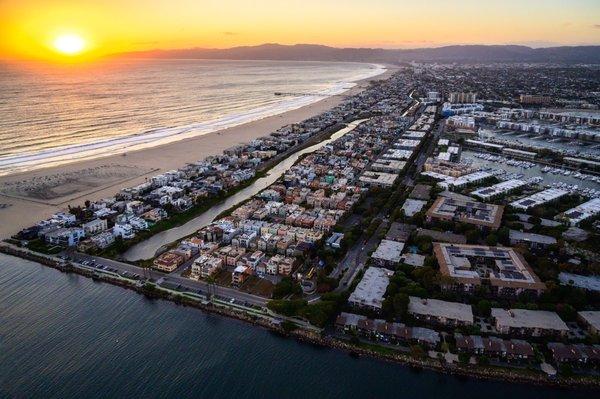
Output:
[
  {"xmin": 372, "ymin": 240, "xmax": 405, "ymax": 264},
  {"xmin": 408, "ymin": 296, "xmax": 474, "ymax": 324},
  {"xmin": 401, "ymin": 199, "xmax": 427, "ymax": 217},
  {"xmin": 559, "ymin": 272, "xmax": 600, "ymax": 292},
  {"xmin": 510, "ymin": 188, "xmax": 568, "ymax": 211},
  {"xmin": 491, "ymin": 308, "xmax": 569, "ymax": 331},
  {"xmin": 359, "ymin": 171, "xmax": 398, "ymax": 187},
  {"xmin": 578, "ymin": 311, "xmax": 600, "ymax": 331},
  {"xmin": 348, "ymin": 267, "xmax": 392, "ymax": 310},
  {"xmin": 509, "ymin": 230, "xmax": 557, "ymax": 246},
  {"xmin": 434, "ymin": 243, "xmax": 545, "ymax": 291},
  {"xmin": 426, "ymin": 196, "xmax": 504, "ymax": 229},
  {"xmin": 557, "ymin": 198, "xmax": 600, "ymax": 226},
  {"xmin": 472, "ymin": 179, "xmax": 528, "ymax": 200}
]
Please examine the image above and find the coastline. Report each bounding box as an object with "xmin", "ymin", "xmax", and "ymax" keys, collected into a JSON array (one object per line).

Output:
[
  {"xmin": 0, "ymin": 65, "xmax": 396, "ymax": 239},
  {"xmin": 0, "ymin": 245, "xmax": 597, "ymax": 391}
]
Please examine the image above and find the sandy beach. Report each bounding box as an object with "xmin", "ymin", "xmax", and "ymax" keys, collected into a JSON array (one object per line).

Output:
[{"xmin": 0, "ymin": 66, "xmax": 396, "ymax": 239}]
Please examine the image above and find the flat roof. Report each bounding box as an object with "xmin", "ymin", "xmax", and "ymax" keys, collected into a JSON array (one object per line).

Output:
[
  {"xmin": 559, "ymin": 272, "xmax": 600, "ymax": 292},
  {"xmin": 371, "ymin": 159, "xmax": 407, "ymax": 173},
  {"xmin": 403, "ymin": 131, "xmax": 427, "ymax": 139},
  {"xmin": 426, "ymin": 196, "xmax": 504, "ymax": 229},
  {"xmin": 409, "ymin": 296, "xmax": 474, "ymax": 324},
  {"xmin": 401, "ymin": 199, "xmax": 427, "ymax": 217},
  {"xmin": 425, "ymin": 171, "xmax": 494, "ymax": 190},
  {"xmin": 472, "ymin": 179, "xmax": 528, "ymax": 200},
  {"xmin": 510, "ymin": 188, "xmax": 568, "ymax": 211},
  {"xmin": 509, "ymin": 230, "xmax": 557, "ymax": 245},
  {"xmin": 578, "ymin": 311, "xmax": 600, "ymax": 331},
  {"xmin": 409, "ymin": 184, "xmax": 432, "ymax": 200},
  {"xmin": 491, "ymin": 308, "xmax": 569, "ymax": 331},
  {"xmin": 557, "ymin": 198, "xmax": 600, "ymax": 226},
  {"xmin": 385, "ymin": 222, "xmax": 416, "ymax": 242},
  {"xmin": 383, "ymin": 149, "xmax": 413, "ymax": 160},
  {"xmin": 394, "ymin": 139, "xmax": 421, "ymax": 149},
  {"xmin": 348, "ymin": 267, "xmax": 392, "ymax": 309},
  {"xmin": 359, "ymin": 171, "xmax": 398, "ymax": 187},
  {"xmin": 372, "ymin": 240, "xmax": 405, "ymax": 263},
  {"xmin": 434, "ymin": 243, "xmax": 545, "ymax": 291},
  {"xmin": 417, "ymin": 228, "xmax": 467, "ymax": 244}
]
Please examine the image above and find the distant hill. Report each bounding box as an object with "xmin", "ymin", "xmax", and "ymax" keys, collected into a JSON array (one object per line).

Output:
[{"xmin": 119, "ymin": 43, "xmax": 600, "ymax": 63}]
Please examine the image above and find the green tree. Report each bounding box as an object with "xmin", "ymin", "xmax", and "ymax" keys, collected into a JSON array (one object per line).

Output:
[
  {"xmin": 476, "ymin": 299, "xmax": 492, "ymax": 317},
  {"xmin": 485, "ymin": 233, "xmax": 498, "ymax": 246}
]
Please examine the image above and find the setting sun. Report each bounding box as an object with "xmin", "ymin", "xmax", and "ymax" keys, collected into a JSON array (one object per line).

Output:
[{"xmin": 53, "ymin": 34, "xmax": 86, "ymax": 55}]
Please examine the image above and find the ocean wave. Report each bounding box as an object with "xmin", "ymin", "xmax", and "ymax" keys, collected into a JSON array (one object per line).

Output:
[{"xmin": 0, "ymin": 63, "xmax": 386, "ymax": 175}]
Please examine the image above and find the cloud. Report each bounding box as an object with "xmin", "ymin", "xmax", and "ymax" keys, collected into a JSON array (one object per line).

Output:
[
  {"xmin": 223, "ymin": 31, "xmax": 239, "ymax": 36},
  {"xmin": 594, "ymin": 24, "xmax": 600, "ymax": 29}
]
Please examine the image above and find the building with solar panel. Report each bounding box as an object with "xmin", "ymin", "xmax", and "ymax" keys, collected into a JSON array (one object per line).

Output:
[
  {"xmin": 433, "ymin": 243, "xmax": 546, "ymax": 297},
  {"xmin": 426, "ymin": 196, "xmax": 504, "ymax": 231}
]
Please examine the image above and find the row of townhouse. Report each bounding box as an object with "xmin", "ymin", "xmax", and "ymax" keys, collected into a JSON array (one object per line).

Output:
[
  {"xmin": 455, "ymin": 334, "xmax": 535, "ymax": 362},
  {"xmin": 335, "ymin": 312, "xmax": 441, "ymax": 348}
]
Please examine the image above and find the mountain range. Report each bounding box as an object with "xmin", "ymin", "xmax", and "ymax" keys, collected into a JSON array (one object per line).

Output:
[{"xmin": 119, "ymin": 43, "xmax": 600, "ymax": 63}]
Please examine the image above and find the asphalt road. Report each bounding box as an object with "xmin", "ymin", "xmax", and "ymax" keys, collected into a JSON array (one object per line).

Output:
[
  {"xmin": 69, "ymin": 252, "xmax": 268, "ymax": 306},
  {"xmin": 333, "ymin": 219, "xmax": 389, "ymax": 292}
]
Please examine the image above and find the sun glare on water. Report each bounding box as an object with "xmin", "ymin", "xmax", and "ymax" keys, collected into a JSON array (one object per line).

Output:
[{"xmin": 53, "ymin": 34, "xmax": 86, "ymax": 56}]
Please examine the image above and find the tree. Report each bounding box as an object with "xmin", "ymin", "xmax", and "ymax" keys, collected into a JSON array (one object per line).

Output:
[
  {"xmin": 273, "ymin": 277, "xmax": 302, "ymax": 299},
  {"xmin": 498, "ymin": 227, "xmax": 510, "ymax": 245},
  {"xmin": 458, "ymin": 352, "xmax": 470, "ymax": 364},
  {"xmin": 485, "ymin": 233, "xmax": 498, "ymax": 246},
  {"xmin": 476, "ymin": 299, "xmax": 492, "ymax": 317},
  {"xmin": 556, "ymin": 303, "xmax": 577, "ymax": 322},
  {"xmin": 528, "ymin": 216, "xmax": 541, "ymax": 225},
  {"xmin": 477, "ymin": 355, "xmax": 490, "ymax": 366},
  {"xmin": 466, "ymin": 229, "xmax": 480, "ymax": 244},
  {"xmin": 410, "ymin": 345, "xmax": 426, "ymax": 359},
  {"xmin": 559, "ymin": 364, "xmax": 573, "ymax": 377},
  {"xmin": 267, "ymin": 299, "xmax": 306, "ymax": 316},
  {"xmin": 392, "ymin": 293, "xmax": 409, "ymax": 318}
]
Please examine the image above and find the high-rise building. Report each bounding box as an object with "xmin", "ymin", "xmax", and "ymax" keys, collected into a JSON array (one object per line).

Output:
[{"xmin": 448, "ymin": 92, "xmax": 477, "ymax": 104}]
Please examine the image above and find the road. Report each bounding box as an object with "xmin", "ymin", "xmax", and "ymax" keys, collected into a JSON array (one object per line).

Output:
[
  {"xmin": 330, "ymin": 94, "xmax": 440, "ymax": 291},
  {"xmin": 403, "ymin": 118, "xmax": 443, "ymax": 186},
  {"xmin": 69, "ymin": 252, "xmax": 268, "ymax": 306},
  {"xmin": 333, "ymin": 219, "xmax": 389, "ymax": 292}
]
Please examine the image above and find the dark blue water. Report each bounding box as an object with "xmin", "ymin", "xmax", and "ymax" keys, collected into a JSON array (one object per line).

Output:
[{"xmin": 0, "ymin": 254, "xmax": 591, "ymax": 398}]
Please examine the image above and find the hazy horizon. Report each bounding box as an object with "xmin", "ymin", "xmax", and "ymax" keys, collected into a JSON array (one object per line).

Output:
[{"xmin": 1, "ymin": 0, "xmax": 599, "ymax": 62}]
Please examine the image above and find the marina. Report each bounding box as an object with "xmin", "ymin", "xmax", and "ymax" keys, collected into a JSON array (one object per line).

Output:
[{"xmin": 463, "ymin": 150, "xmax": 600, "ymax": 198}]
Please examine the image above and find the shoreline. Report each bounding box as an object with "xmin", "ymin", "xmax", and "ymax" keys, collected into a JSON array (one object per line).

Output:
[
  {"xmin": 0, "ymin": 65, "xmax": 396, "ymax": 239},
  {"xmin": 0, "ymin": 245, "xmax": 597, "ymax": 391}
]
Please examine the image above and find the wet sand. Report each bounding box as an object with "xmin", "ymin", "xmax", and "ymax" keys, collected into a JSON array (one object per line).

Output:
[{"xmin": 0, "ymin": 66, "xmax": 396, "ymax": 238}]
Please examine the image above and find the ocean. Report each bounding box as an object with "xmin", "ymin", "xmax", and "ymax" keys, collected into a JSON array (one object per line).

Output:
[
  {"xmin": 0, "ymin": 254, "xmax": 589, "ymax": 398},
  {"xmin": 0, "ymin": 59, "xmax": 384, "ymax": 175}
]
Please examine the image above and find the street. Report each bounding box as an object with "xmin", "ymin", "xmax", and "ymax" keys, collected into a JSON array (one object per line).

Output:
[{"xmin": 69, "ymin": 252, "xmax": 268, "ymax": 306}]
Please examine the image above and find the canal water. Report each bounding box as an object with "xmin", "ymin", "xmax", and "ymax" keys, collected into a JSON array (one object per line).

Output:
[
  {"xmin": 0, "ymin": 254, "xmax": 591, "ymax": 398},
  {"xmin": 124, "ymin": 119, "xmax": 369, "ymax": 261}
]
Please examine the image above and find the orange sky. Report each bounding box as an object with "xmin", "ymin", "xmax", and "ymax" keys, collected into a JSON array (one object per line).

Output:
[{"xmin": 1, "ymin": 0, "xmax": 599, "ymax": 61}]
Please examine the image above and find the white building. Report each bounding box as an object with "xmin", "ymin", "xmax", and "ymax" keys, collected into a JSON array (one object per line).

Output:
[
  {"xmin": 82, "ymin": 219, "xmax": 107, "ymax": 236},
  {"xmin": 510, "ymin": 188, "xmax": 568, "ymax": 211},
  {"xmin": 371, "ymin": 240, "xmax": 405, "ymax": 266},
  {"xmin": 556, "ymin": 198, "xmax": 600, "ymax": 226},
  {"xmin": 348, "ymin": 267, "xmax": 392, "ymax": 312}
]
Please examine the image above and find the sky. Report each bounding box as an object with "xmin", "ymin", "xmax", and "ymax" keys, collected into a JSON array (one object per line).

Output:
[{"xmin": 0, "ymin": 0, "xmax": 599, "ymax": 61}]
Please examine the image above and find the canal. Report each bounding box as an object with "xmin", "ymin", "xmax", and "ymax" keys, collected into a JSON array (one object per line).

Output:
[{"xmin": 124, "ymin": 118, "xmax": 369, "ymax": 261}]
